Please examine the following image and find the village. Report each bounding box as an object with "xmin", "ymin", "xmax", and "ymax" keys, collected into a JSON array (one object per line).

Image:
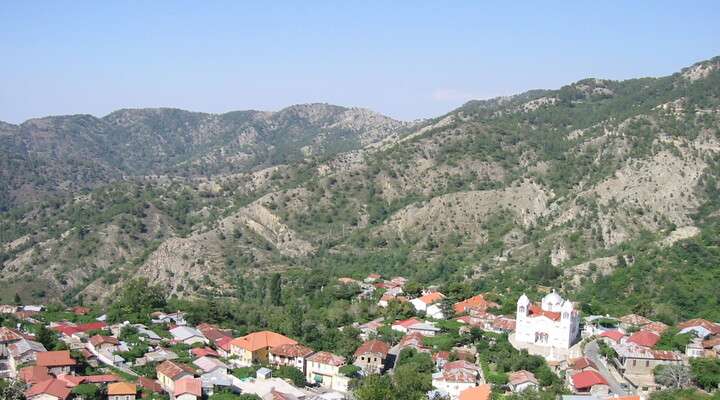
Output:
[{"xmin": 0, "ymin": 273, "xmax": 719, "ymax": 400}]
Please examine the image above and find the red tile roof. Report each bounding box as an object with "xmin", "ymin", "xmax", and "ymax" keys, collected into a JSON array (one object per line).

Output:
[
  {"xmin": 492, "ymin": 317, "xmax": 516, "ymax": 332},
  {"xmin": 459, "ymin": 384, "xmax": 492, "ymax": 400},
  {"xmin": 569, "ymin": 357, "xmax": 598, "ymax": 371},
  {"xmin": 230, "ymin": 331, "xmax": 297, "ymax": 352},
  {"xmin": 25, "ymin": 379, "xmax": 71, "ymax": 400},
  {"xmin": 627, "ymin": 330, "xmax": 661, "ymax": 348},
  {"xmin": 528, "ymin": 304, "xmax": 560, "ymax": 321},
  {"xmin": 600, "ymin": 330, "xmax": 625, "ymax": 342},
  {"xmin": 0, "ymin": 326, "xmax": 24, "ymax": 342},
  {"xmin": 36, "ymin": 351, "xmax": 77, "ymax": 367},
  {"xmin": 56, "ymin": 374, "xmax": 85, "ymax": 387},
  {"xmin": 89, "ymin": 335, "xmax": 119, "ymax": 347},
  {"xmin": 191, "ymin": 347, "xmax": 219, "ymax": 358},
  {"xmin": 678, "ymin": 319, "xmax": 720, "ymax": 335},
  {"xmin": 83, "ymin": 374, "xmax": 120, "ymax": 383},
  {"xmin": 19, "ymin": 366, "xmax": 51, "ymax": 384},
  {"xmin": 307, "ymin": 351, "xmax": 346, "ymax": 366},
  {"xmin": 453, "ymin": 294, "xmax": 499, "ymax": 314},
  {"xmin": 441, "ymin": 360, "xmax": 481, "ymax": 383},
  {"xmin": 571, "ymin": 370, "xmax": 608, "ymax": 390},
  {"xmin": 508, "ymin": 370, "xmax": 538, "ymax": 386},
  {"xmin": 433, "ymin": 351, "xmax": 450, "ymax": 362},
  {"xmin": 137, "ymin": 377, "xmax": 163, "ymax": 393},
  {"xmin": 354, "ymin": 340, "xmax": 390, "ymax": 357},
  {"xmin": 174, "ymin": 377, "xmax": 202, "ymax": 396},
  {"xmin": 215, "ymin": 336, "xmax": 232, "ymax": 351},
  {"xmin": 270, "ymin": 343, "xmax": 314, "ymax": 358},
  {"xmin": 393, "ymin": 317, "xmax": 422, "ymax": 328},
  {"xmin": 398, "ymin": 332, "xmax": 426, "ymax": 350},
  {"xmin": 156, "ymin": 360, "xmax": 195, "ymax": 380}
]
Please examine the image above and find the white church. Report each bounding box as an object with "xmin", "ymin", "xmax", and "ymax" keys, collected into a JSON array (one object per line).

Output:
[{"xmin": 515, "ymin": 290, "xmax": 580, "ymax": 351}]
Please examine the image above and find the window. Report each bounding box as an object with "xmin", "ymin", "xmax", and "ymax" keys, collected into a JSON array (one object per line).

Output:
[{"xmin": 645, "ymin": 361, "xmax": 650, "ymax": 367}]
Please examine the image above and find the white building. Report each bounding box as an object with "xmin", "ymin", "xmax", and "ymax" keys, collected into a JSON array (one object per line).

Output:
[{"xmin": 515, "ymin": 290, "xmax": 580, "ymax": 350}]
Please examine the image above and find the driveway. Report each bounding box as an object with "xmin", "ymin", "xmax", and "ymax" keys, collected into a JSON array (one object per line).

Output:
[{"xmin": 584, "ymin": 341, "xmax": 628, "ymax": 395}]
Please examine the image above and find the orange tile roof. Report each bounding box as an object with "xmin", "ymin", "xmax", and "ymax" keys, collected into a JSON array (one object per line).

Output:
[
  {"xmin": 528, "ymin": 304, "xmax": 561, "ymax": 321},
  {"xmin": 89, "ymin": 335, "xmax": 119, "ymax": 347},
  {"xmin": 108, "ymin": 382, "xmax": 137, "ymax": 396},
  {"xmin": 417, "ymin": 292, "xmax": 445, "ymax": 305},
  {"xmin": 36, "ymin": 351, "xmax": 77, "ymax": 367},
  {"xmin": 459, "ymin": 384, "xmax": 492, "ymax": 400},
  {"xmin": 453, "ymin": 294, "xmax": 499, "ymax": 314},
  {"xmin": 25, "ymin": 379, "xmax": 71, "ymax": 400},
  {"xmin": 508, "ymin": 370, "xmax": 538, "ymax": 386},
  {"xmin": 0, "ymin": 326, "xmax": 24, "ymax": 342},
  {"xmin": 230, "ymin": 331, "xmax": 297, "ymax": 352}
]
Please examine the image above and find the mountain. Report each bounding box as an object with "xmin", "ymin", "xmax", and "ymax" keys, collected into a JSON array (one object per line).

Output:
[
  {"xmin": 1, "ymin": 57, "xmax": 719, "ymax": 317},
  {"xmin": 0, "ymin": 103, "xmax": 407, "ymax": 210}
]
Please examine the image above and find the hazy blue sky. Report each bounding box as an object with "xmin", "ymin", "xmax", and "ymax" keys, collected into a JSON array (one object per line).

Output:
[{"xmin": 1, "ymin": 1, "xmax": 719, "ymax": 123}]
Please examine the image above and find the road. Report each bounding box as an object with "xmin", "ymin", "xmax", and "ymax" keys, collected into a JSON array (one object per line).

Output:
[{"xmin": 584, "ymin": 341, "xmax": 627, "ymax": 396}]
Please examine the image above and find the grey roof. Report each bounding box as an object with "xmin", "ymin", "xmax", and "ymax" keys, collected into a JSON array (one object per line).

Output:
[
  {"xmin": 193, "ymin": 356, "xmax": 228, "ymax": 373},
  {"xmin": 201, "ymin": 370, "xmax": 233, "ymax": 388},
  {"xmin": 9, "ymin": 339, "xmax": 46, "ymax": 357},
  {"xmin": 169, "ymin": 326, "xmax": 205, "ymax": 341}
]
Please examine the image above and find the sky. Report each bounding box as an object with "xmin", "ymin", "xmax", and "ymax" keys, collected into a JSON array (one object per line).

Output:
[{"xmin": 1, "ymin": 1, "xmax": 719, "ymax": 123}]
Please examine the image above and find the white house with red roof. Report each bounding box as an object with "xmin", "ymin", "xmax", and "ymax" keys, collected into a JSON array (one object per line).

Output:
[
  {"xmin": 410, "ymin": 292, "xmax": 446, "ymax": 319},
  {"xmin": 515, "ymin": 291, "xmax": 580, "ymax": 353}
]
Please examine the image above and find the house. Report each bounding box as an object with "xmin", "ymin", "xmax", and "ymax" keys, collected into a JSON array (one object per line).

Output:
[
  {"xmin": 269, "ymin": 343, "xmax": 314, "ymax": 371},
  {"xmin": 357, "ymin": 318, "xmax": 384, "ymax": 340},
  {"xmin": 677, "ymin": 319, "xmax": 720, "ymax": 338},
  {"xmin": 453, "ymin": 294, "xmax": 499, "ymax": 315},
  {"xmin": 364, "ymin": 273, "xmax": 382, "ymax": 283},
  {"xmin": 196, "ymin": 323, "xmax": 233, "ymax": 344},
  {"xmin": 0, "ymin": 326, "xmax": 24, "ymax": 356},
  {"xmin": 398, "ymin": 332, "xmax": 428, "ymax": 352},
  {"xmin": 229, "ymin": 331, "xmax": 298, "ymax": 366},
  {"xmin": 8, "ymin": 339, "xmax": 47, "ymax": 372},
  {"xmin": 612, "ymin": 344, "xmax": 682, "ymax": 378},
  {"xmin": 151, "ymin": 311, "xmax": 187, "ymax": 326},
  {"xmin": 570, "ymin": 370, "xmax": 608, "ymax": 394},
  {"xmin": 515, "ymin": 291, "xmax": 580, "ymax": 350},
  {"xmin": 169, "ymin": 326, "xmax": 208, "ymax": 345},
  {"xmin": 508, "ymin": 370, "xmax": 539, "ymax": 392},
  {"xmin": 136, "ymin": 348, "xmax": 179, "ymax": 366},
  {"xmin": 174, "ymin": 377, "xmax": 202, "ymax": 400},
  {"xmin": 410, "ymin": 292, "xmax": 446, "ymax": 319},
  {"xmin": 353, "ymin": 340, "xmax": 390, "ymax": 374},
  {"xmin": 391, "ymin": 317, "xmax": 423, "ymax": 333},
  {"xmin": 36, "ymin": 351, "xmax": 77, "ymax": 376},
  {"xmin": 627, "ymin": 331, "xmax": 660, "ymax": 348},
  {"xmin": 200, "ymin": 368, "xmax": 234, "ymax": 396},
  {"xmin": 137, "ymin": 376, "xmax": 164, "ymax": 397},
  {"xmin": 19, "ymin": 365, "xmax": 52, "ymax": 385},
  {"xmin": 156, "ymin": 360, "xmax": 196, "ymax": 394},
  {"xmin": 215, "ymin": 336, "xmax": 232, "ymax": 358},
  {"xmin": 191, "ymin": 347, "xmax": 219, "ymax": 358},
  {"xmin": 642, "ymin": 322, "xmax": 669, "ymax": 336},
  {"xmin": 89, "ymin": 335, "xmax": 120, "ymax": 353},
  {"xmin": 431, "ymin": 360, "xmax": 483, "ymax": 399},
  {"xmin": 490, "ymin": 317, "xmax": 516, "ymax": 334},
  {"xmin": 433, "ymin": 351, "xmax": 450, "ymax": 370},
  {"xmin": 192, "ymin": 356, "xmax": 228, "ymax": 375},
  {"xmin": 599, "ymin": 330, "xmax": 625, "ymax": 344},
  {"xmin": 568, "ymin": 357, "xmax": 598, "ymax": 372},
  {"xmin": 686, "ymin": 338, "xmax": 706, "ymax": 358},
  {"xmin": 25, "ymin": 379, "xmax": 72, "ymax": 400},
  {"xmin": 306, "ymin": 351, "xmax": 347, "ymax": 391},
  {"xmin": 618, "ymin": 314, "xmax": 652, "ymax": 329},
  {"xmin": 378, "ymin": 294, "xmax": 408, "ymax": 308},
  {"xmin": 108, "ymin": 382, "xmax": 137, "ymax": 400},
  {"xmin": 407, "ymin": 321, "xmax": 442, "ymax": 337},
  {"xmin": 459, "ymin": 384, "xmax": 492, "ymax": 400}
]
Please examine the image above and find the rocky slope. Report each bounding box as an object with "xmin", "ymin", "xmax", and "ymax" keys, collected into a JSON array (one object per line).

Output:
[{"xmin": 1, "ymin": 56, "xmax": 719, "ymax": 304}]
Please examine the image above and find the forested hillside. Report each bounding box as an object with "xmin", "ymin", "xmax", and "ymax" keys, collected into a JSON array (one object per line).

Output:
[{"xmin": 1, "ymin": 56, "xmax": 719, "ymax": 325}]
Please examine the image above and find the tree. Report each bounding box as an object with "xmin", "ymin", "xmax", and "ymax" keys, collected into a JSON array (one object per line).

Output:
[
  {"xmin": 654, "ymin": 364, "xmax": 693, "ymax": 389},
  {"xmin": 0, "ymin": 379, "xmax": 25, "ymax": 400},
  {"xmin": 36, "ymin": 324, "xmax": 57, "ymax": 350},
  {"xmin": 107, "ymin": 278, "xmax": 168, "ymax": 323},
  {"xmin": 72, "ymin": 384, "xmax": 101, "ymax": 400},
  {"xmin": 13, "ymin": 293, "xmax": 21, "ymax": 305},
  {"xmin": 690, "ymin": 358, "xmax": 720, "ymax": 390},
  {"xmin": 275, "ymin": 366, "xmax": 306, "ymax": 387},
  {"xmin": 393, "ymin": 364, "xmax": 432, "ymax": 400},
  {"xmin": 269, "ymin": 273, "xmax": 282, "ymax": 306},
  {"xmin": 353, "ymin": 375, "xmax": 395, "ymax": 400}
]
